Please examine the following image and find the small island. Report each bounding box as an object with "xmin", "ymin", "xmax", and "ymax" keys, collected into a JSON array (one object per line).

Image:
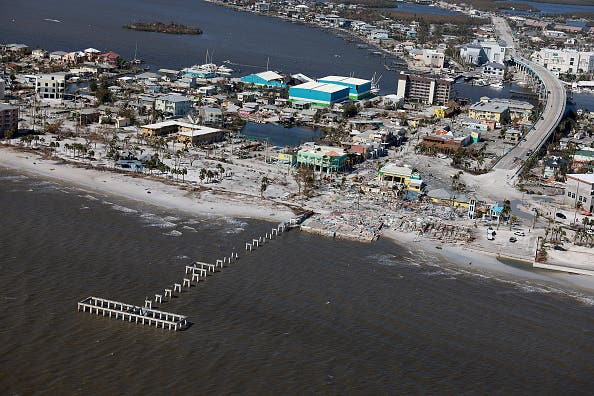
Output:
[{"xmin": 123, "ymin": 21, "xmax": 202, "ymax": 35}]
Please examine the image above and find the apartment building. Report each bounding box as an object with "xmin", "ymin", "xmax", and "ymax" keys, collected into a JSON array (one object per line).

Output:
[
  {"xmin": 0, "ymin": 103, "xmax": 18, "ymax": 137},
  {"xmin": 531, "ymin": 48, "xmax": 594, "ymax": 75},
  {"xmin": 35, "ymin": 73, "xmax": 66, "ymax": 99},
  {"xmin": 396, "ymin": 72, "xmax": 452, "ymax": 105}
]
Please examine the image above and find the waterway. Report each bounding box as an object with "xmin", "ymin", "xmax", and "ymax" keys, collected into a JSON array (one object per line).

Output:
[
  {"xmin": 241, "ymin": 122, "xmax": 322, "ymax": 147},
  {"xmin": 387, "ymin": 3, "xmax": 462, "ymax": 16},
  {"xmin": 2, "ymin": 169, "xmax": 594, "ymax": 394},
  {"xmin": 0, "ymin": 0, "xmax": 402, "ymax": 93},
  {"xmin": 502, "ymin": 0, "xmax": 594, "ymax": 15}
]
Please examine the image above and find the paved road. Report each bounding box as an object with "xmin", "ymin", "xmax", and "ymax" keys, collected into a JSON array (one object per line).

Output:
[{"xmin": 492, "ymin": 17, "xmax": 566, "ymax": 174}]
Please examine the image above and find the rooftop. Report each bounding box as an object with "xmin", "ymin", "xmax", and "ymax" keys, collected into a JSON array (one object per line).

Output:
[
  {"xmin": 291, "ymin": 81, "xmax": 349, "ymax": 94},
  {"xmin": 567, "ymin": 173, "xmax": 594, "ymax": 185},
  {"xmin": 255, "ymin": 71, "xmax": 284, "ymax": 81},
  {"xmin": 157, "ymin": 94, "xmax": 191, "ymax": 103},
  {"xmin": 318, "ymin": 75, "xmax": 371, "ymax": 86}
]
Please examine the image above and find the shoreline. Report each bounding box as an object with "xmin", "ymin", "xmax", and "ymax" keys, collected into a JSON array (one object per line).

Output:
[
  {"xmin": 381, "ymin": 228, "xmax": 594, "ymax": 296},
  {"xmin": 2, "ymin": 145, "xmax": 594, "ymax": 297},
  {"xmin": 0, "ymin": 146, "xmax": 295, "ymax": 223}
]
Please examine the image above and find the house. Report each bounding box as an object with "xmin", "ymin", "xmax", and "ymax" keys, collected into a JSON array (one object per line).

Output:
[
  {"xmin": 543, "ymin": 156, "xmax": 567, "ymax": 179},
  {"xmin": 115, "ymin": 159, "xmax": 144, "ymax": 172},
  {"xmin": 32, "ymin": 49, "xmax": 48, "ymax": 60},
  {"xmin": 200, "ymin": 106, "xmax": 223, "ymax": 126},
  {"xmin": 49, "ymin": 51, "xmax": 68, "ymax": 62},
  {"xmin": 505, "ymin": 128, "xmax": 522, "ymax": 143},
  {"xmin": 237, "ymin": 92, "xmax": 256, "ymax": 102},
  {"xmin": 96, "ymin": 51, "xmax": 121, "ymax": 67},
  {"xmin": 377, "ymin": 163, "xmax": 423, "ymax": 192},
  {"xmin": 427, "ymin": 189, "xmax": 478, "ymax": 216},
  {"xmin": 155, "ymin": 94, "xmax": 193, "ymax": 117},
  {"xmin": 296, "ymin": 143, "xmax": 347, "ymax": 173}
]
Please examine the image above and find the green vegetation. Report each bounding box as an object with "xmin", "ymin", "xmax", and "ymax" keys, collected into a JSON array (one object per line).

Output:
[{"xmin": 123, "ymin": 21, "xmax": 203, "ymax": 35}]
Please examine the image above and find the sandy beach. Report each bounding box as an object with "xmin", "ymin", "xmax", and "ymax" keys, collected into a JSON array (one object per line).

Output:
[
  {"xmin": 3, "ymin": 145, "xmax": 594, "ymax": 297},
  {"xmin": 0, "ymin": 146, "xmax": 295, "ymax": 222}
]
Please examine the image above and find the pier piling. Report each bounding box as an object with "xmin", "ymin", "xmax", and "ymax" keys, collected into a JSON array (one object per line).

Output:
[
  {"xmin": 144, "ymin": 299, "xmax": 152, "ymax": 309},
  {"xmin": 174, "ymin": 283, "xmax": 182, "ymax": 293},
  {"xmin": 183, "ymin": 278, "xmax": 191, "ymax": 288},
  {"xmin": 155, "ymin": 294, "xmax": 162, "ymax": 303},
  {"xmin": 164, "ymin": 288, "xmax": 172, "ymax": 299}
]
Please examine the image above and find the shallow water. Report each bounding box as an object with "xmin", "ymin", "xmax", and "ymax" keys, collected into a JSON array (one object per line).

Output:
[{"xmin": 1, "ymin": 167, "xmax": 594, "ymax": 394}]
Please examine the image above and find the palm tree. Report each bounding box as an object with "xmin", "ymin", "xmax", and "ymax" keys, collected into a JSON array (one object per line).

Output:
[
  {"xmin": 261, "ymin": 176, "xmax": 269, "ymax": 198},
  {"xmin": 199, "ymin": 168, "xmax": 207, "ymax": 184}
]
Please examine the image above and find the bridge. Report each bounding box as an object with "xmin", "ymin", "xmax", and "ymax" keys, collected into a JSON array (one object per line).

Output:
[{"xmin": 491, "ymin": 17, "xmax": 567, "ymax": 176}]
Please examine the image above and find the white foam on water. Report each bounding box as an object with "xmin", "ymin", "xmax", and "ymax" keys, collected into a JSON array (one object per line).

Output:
[
  {"xmin": 79, "ymin": 194, "xmax": 99, "ymax": 201},
  {"xmin": 0, "ymin": 175, "xmax": 29, "ymax": 181},
  {"xmin": 110, "ymin": 205, "xmax": 138, "ymax": 214},
  {"xmin": 163, "ymin": 230, "xmax": 183, "ymax": 237},
  {"xmin": 182, "ymin": 225, "xmax": 197, "ymax": 232}
]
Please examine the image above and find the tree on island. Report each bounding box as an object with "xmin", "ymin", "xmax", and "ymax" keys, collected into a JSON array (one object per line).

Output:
[{"xmin": 260, "ymin": 176, "xmax": 269, "ymax": 198}]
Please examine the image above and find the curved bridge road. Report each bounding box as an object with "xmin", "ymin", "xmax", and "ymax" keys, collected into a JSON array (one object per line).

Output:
[{"xmin": 492, "ymin": 17, "xmax": 566, "ymax": 175}]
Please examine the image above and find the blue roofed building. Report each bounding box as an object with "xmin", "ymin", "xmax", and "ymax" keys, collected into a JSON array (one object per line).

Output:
[
  {"xmin": 316, "ymin": 75, "xmax": 372, "ymax": 100},
  {"xmin": 240, "ymin": 71, "xmax": 287, "ymax": 88},
  {"xmin": 289, "ymin": 81, "xmax": 350, "ymax": 106}
]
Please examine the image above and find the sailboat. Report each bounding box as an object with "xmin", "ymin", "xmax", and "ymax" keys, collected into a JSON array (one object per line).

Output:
[{"xmin": 131, "ymin": 42, "xmax": 143, "ymax": 65}]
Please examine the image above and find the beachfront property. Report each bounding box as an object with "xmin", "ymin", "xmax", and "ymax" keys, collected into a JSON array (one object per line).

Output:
[
  {"xmin": 377, "ymin": 163, "xmax": 423, "ymax": 192},
  {"xmin": 289, "ymin": 81, "xmax": 350, "ymax": 106},
  {"xmin": 0, "ymin": 103, "xmax": 18, "ymax": 137},
  {"xmin": 240, "ymin": 71, "xmax": 287, "ymax": 89},
  {"xmin": 396, "ymin": 72, "xmax": 452, "ymax": 105},
  {"xmin": 155, "ymin": 94, "xmax": 193, "ymax": 117},
  {"xmin": 296, "ymin": 144, "xmax": 347, "ymax": 173},
  {"xmin": 427, "ymin": 190, "xmax": 478, "ymax": 217},
  {"xmin": 0, "ymin": 79, "xmax": 5, "ymax": 100},
  {"xmin": 35, "ymin": 73, "xmax": 66, "ymax": 99},
  {"xmin": 565, "ymin": 174, "xmax": 594, "ymax": 213},
  {"xmin": 177, "ymin": 126, "xmax": 224, "ymax": 146},
  {"xmin": 316, "ymin": 76, "xmax": 372, "ymax": 100},
  {"xmin": 140, "ymin": 120, "xmax": 223, "ymax": 145}
]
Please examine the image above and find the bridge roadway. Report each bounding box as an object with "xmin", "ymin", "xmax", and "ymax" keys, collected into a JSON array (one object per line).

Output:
[{"xmin": 492, "ymin": 17, "xmax": 566, "ymax": 175}]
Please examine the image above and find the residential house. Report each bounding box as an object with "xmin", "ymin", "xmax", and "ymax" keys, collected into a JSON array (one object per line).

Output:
[
  {"xmin": 565, "ymin": 174, "xmax": 594, "ymax": 213},
  {"xmin": 155, "ymin": 94, "xmax": 193, "ymax": 117}
]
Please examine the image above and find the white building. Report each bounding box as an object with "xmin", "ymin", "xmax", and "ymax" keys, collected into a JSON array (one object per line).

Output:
[
  {"xmin": 422, "ymin": 49, "xmax": 445, "ymax": 69},
  {"xmin": 459, "ymin": 40, "xmax": 507, "ymax": 65},
  {"xmin": 35, "ymin": 73, "xmax": 66, "ymax": 99},
  {"xmin": 531, "ymin": 48, "xmax": 594, "ymax": 75},
  {"xmin": 565, "ymin": 174, "xmax": 594, "ymax": 213},
  {"xmin": 155, "ymin": 94, "xmax": 193, "ymax": 117},
  {"xmin": 0, "ymin": 78, "xmax": 5, "ymax": 100},
  {"xmin": 482, "ymin": 62, "xmax": 505, "ymax": 79}
]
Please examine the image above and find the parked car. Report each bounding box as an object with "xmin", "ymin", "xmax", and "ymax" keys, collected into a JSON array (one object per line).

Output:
[
  {"xmin": 556, "ymin": 212, "xmax": 567, "ymax": 219},
  {"xmin": 553, "ymin": 245, "xmax": 567, "ymax": 251}
]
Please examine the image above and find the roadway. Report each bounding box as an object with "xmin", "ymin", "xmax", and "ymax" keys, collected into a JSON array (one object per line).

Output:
[{"xmin": 491, "ymin": 17, "xmax": 567, "ymax": 174}]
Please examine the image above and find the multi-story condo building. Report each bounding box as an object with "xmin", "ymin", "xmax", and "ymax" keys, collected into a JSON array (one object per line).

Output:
[
  {"xmin": 0, "ymin": 103, "xmax": 18, "ymax": 137},
  {"xmin": 531, "ymin": 48, "xmax": 594, "ymax": 75},
  {"xmin": 35, "ymin": 73, "xmax": 66, "ymax": 99},
  {"xmin": 397, "ymin": 72, "xmax": 452, "ymax": 105}
]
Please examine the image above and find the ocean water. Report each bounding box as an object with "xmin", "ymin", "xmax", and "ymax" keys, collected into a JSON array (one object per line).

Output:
[{"xmin": 2, "ymin": 167, "xmax": 594, "ymax": 394}]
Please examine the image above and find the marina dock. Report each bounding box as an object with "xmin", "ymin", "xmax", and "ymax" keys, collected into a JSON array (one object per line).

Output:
[{"xmin": 77, "ymin": 296, "xmax": 188, "ymax": 331}]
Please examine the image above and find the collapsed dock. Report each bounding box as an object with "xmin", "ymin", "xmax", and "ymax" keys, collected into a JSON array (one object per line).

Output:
[{"xmin": 77, "ymin": 296, "xmax": 188, "ymax": 331}]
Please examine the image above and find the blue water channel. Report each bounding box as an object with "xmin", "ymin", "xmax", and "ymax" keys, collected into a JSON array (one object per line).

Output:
[{"xmin": 240, "ymin": 122, "xmax": 322, "ymax": 147}]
